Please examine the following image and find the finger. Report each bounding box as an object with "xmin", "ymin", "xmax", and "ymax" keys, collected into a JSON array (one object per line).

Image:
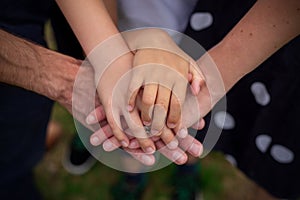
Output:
[
  {"xmin": 175, "ymin": 125, "xmax": 188, "ymax": 139},
  {"xmin": 90, "ymin": 124, "xmax": 113, "ymax": 146},
  {"xmin": 172, "ymin": 115, "xmax": 189, "ymax": 139},
  {"xmin": 141, "ymin": 83, "xmax": 158, "ymax": 125},
  {"xmin": 123, "ymin": 147, "xmax": 156, "ymax": 166},
  {"xmin": 160, "ymin": 126, "xmax": 178, "ymax": 150},
  {"xmin": 103, "ymin": 136, "xmax": 121, "ymax": 151},
  {"xmin": 124, "ymin": 108, "xmax": 156, "ymax": 154},
  {"xmin": 167, "ymin": 93, "xmax": 182, "ymax": 129},
  {"xmin": 178, "ymin": 134, "xmax": 203, "ymax": 157},
  {"xmin": 128, "ymin": 138, "xmax": 140, "ymax": 149},
  {"xmin": 192, "ymin": 118, "xmax": 205, "ymax": 130},
  {"xmin": 106, "ymin": 110, "xmax": 130, "ymax": 147},
  {"xmin": 189, "ymin": 61, "xmax": 206, "ymax": 95},
  {"xmin": 86, "ymin": 106, "xmax": 106, "ymax": 125},
  {"xmin": 128, "ymin": 76, "xmax": 143, "ymax": 112},
  {"xmin": 103, "ymin": 135, "xmax": 143, "ymax": 152},
  {"xmin": 156, "ymin": 140, "xmax": 187, "ymax": 165},
  {"xmin": 151, "ymin": 85, "xmax": 171, "ymax": 135}
]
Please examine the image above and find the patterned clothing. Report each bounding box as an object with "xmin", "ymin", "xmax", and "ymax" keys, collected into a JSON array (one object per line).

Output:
[{"xmin": 186, "ymin": 0, "xmax": 300, "ymax": 198}]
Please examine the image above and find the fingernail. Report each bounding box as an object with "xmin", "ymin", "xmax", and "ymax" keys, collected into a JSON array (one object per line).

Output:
[
  {"xmin": 177, "ymin": 155, "xmax": 187, "ymax": 164},
  {"xmin": 167, "ymin": 122, "xmax": 176, "ymax": 129},
  {"xmin": 121, "ymin": 140, "xmax": 128, "ymax": 147},
  {"xmin": 103, "ymin": 140, "xmax": 114, "ymax": 151},
  {"xmin": 143, "ymin": 121, "xmax": 151, "ymax": 126},
  {"xmin": 189, "ymin": 143, "xmax": 200, "ymax": 156},
  {"xmin": 146, "ymin": 147, "xmax": 155, "ymax": 154},
  {"xmin": 167, "ymin": 140, "xmax": 178, "ymax": 149},
  {"xmin": 127, "ymin": 105, "xmax": 133, "ymax": 111},
  {"xmin": 178, "ymin": 128, "xmax": 188, "ymax": 138},
  {"xmin": 86, "ymin": 114, "xmax": 96, "ymax": 124},
  {"xmin": 128, "ymin": 140, "xmax": 139, "ymax": 148},
  {"xmin": 141, "ymin": 154, "xmax": 154, "ymax": 165},
  {"xmin": 173, "ymin": 152, "xmax": 186, "ymax": 163},
  {"xmin": 151, "ymin": 129, "xmax": 160, "ymax": 135},
  {"xmin": 90, "ymin": 135, "xmax": 100, "ymax": 146},
  {"xmin": 172, "ymin": 152, "xmax": 182, "ymax": 161}
]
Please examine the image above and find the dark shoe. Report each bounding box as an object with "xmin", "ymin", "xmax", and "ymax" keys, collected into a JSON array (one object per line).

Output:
[{"xmin": 62, "ymin": 133, "xmax": 96, "ymax": 175}]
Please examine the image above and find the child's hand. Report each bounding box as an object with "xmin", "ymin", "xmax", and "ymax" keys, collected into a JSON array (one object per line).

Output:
[
  {"xmin": 127, "ymin": 45, "xmax": 205, "ymax": 136},
  {"xmin": 123, "ymin": 28, "xmax": 205, "ymax": 137}
]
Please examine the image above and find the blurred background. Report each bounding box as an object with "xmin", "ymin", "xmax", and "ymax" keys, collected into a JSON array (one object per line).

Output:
[
  {"xmin": 36, "ymin": 22, "xmax": 277, "ymax": 200},
  {"xmin": 36, "ymin": 103, "xmax": 275, "ymax": 200}
]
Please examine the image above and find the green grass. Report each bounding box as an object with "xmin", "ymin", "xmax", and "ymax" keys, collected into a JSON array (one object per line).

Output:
[{"xmin": 35, "ymin": 105, "xmax": 275, "ymax": 200}]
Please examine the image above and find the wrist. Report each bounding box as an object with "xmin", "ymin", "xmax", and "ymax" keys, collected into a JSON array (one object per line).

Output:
[
  {"xmin": 34, "ymin": 46, "xmax": 79, "ymax": 106},
  {"xmin": 206, "ymin": 41, "xmax": 246, "ymax": 93}
]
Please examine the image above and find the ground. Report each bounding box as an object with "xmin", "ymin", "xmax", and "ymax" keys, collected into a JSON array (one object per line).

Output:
[{"xmin": 34, "ymin": 104, "xmax": 277, "ymax": 200}]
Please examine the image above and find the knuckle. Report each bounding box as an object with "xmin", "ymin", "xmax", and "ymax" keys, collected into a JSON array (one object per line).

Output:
[
  {"xmin": 161, "ymin": 131, "xmax": 174, "ymax": 143},
  {"xmin": 156, "ymin": 99, "xmax": 169, "ymax": 110},
  {"xmin": 142, "ymin": 95, "xmax": 155, "ymax": 106}
]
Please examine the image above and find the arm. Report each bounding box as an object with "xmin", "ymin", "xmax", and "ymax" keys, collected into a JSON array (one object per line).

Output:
[
  {"xmin": 55, "ymin": 0, "xmax": 119, "ymax": 54},
  {"xmin": 103, "ymin": 0, "xmax": 117, "ymax": 25},
  {"xmin": 0, "ymin": 29, "xmax": 78, "ymax": 111},
  {"xmin": 55, "ymin": 0, "xmax": 160, "ymax": 152},
  {"xmin": 0, "ymin": 29, "xmax": 104, "ymax": 128},
  {"xmin": 211, "ymin": 0, "xmax": 300, "ymax": 93},
  {"xmin": 192, "ymin": 0, "xmax": 300, "ymax": 119}
]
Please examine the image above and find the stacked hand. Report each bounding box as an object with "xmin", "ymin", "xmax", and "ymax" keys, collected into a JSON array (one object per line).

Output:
[{"xmin": 73, "ymin": 28, "xmax": 219, "ymax": 166}]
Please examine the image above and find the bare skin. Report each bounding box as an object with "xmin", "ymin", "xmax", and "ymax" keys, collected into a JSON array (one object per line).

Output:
[{"xmin": 86, "ymin": 0, "xmax": 300, "ymax": 163}]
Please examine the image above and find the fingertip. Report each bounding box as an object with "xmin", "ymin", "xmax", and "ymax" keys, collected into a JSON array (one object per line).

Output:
[
  {"xmin": 167, "ymin": 122, "xmax": 176, "ymax": 129},
  {"xmin": 143, "ymin": 121, "xmax": 151, "ymax": 126},
  {"xmin": 173, "ymin": 151, "xmax": 187, "ymax": 165},
  {"xmin": 127, "ymin": 104, "xmax": 134, "ymax": 112},
  {"xmin": 145, "ymin": 146, "xmax": 155, "ymax": 154},
  {"xmin": 192, "ymin": 119, "xmax": 205, "ymax": 130},
  {"xmin": 128, "ymin": 139, "xmax": 139, "ymax": 148},
  {"xmin": 103, "ymin": 140, "xmax": 115, "ymax": 151},
  {"xmin": 141, "ymin": 154, "xmax": 155, "ymax": 166},
  {"xmin": 166, "ymin": 139, "xmax": 178, "ymax": 150},
  {"xmin": 188, "ymin": 142, "xmax": 202, "ymax": 157},
  {"xmin": 199, "ymin": 119, "xmax": 205, "ymax": 129},
  {"xmin": 121, "ymin": 140, "xmax": 129, "ymax": 148},
  {"xmin": 90, "ymin": 135, "xmax": 100, "ymax": 146},
  {"xmin": 177, "ymin": 127, "xmax": 188, "ymax": 138},
  {"xmin": 192, "ymin": 79, "xmax": 201, "ymax": 95},
  {"xmin": 188, "ymin": 73, "xmax": 193, "ymax": 82},
  {"xmin": 86, "ymin": 113, "xmax": 96, "ymax": 125}
]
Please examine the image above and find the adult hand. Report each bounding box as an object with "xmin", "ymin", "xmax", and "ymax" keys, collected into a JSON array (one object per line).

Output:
[{"xmin": 87, "ymin": 92, "xmax": 205, "ymax": 165}]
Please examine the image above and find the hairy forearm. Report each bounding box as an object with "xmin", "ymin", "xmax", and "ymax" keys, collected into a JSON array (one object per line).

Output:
[
  {"xmin": 0, "ymin": 30, "xmax": 42, "ymax": 91},
  {"xmin": 212, "ymin": 0, "xmax": 300, "ymax": 92},
  {"xmin": 0, "ymin": 29, "xmax": 80, "ymax": 109}
]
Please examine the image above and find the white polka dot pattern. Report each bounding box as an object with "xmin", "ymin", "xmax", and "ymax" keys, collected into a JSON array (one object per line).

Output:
[
  {"xmin": 270, "ymin": 145, "xmax": 294, "ymax": 164},
  {"xmin": 190, "ymin": 12, "xmax": 213, "ymax": 31},
  {"xmin": 251, "ymin": 82, "xmax": 271, "ymax": 106},
  {"xmin": 225, "ymin": 154, "xmax": 237, "ymax": 166},
  {"xmin": 255, "ymin": 134, "xmax": 272, "ymax": 153},
  {"xmin": 214, "ymin": 111, "xmax": 235, "ymax": 130}
]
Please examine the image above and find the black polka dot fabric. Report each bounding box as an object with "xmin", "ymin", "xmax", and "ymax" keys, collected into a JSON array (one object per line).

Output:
[{"xmin": 186, "ymin": 0, "xmax": 300, "ymax": 198}]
